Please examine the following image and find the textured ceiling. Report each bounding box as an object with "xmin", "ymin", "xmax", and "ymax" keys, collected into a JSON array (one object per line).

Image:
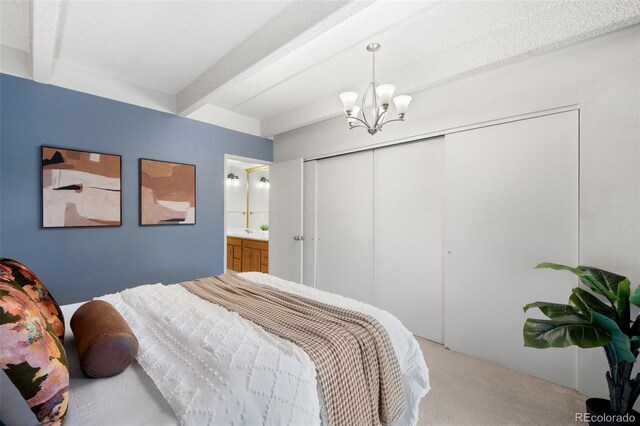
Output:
[
  {"xmin": 1, "ymin": 0, "xmax": 639, "ymax": 137},
  {"xmin": 55, "ymin": 0, "xmax": 291, "ymax": 93},
  {"xmin": 0, "ymin": 0, "xmax": 31, "ymax": 51},
  {"xmin": 224, "ymin": 0, "xmax": 640, "ymax": 136}
]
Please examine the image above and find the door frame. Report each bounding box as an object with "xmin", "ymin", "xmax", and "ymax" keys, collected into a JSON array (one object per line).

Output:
[{"xmin": 223, "ymin": 154, "xmax": 271, "ymax": 273}]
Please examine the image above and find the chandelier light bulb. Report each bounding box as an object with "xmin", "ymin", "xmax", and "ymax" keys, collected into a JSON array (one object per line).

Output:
[
  {"xmin": 376, "ymin": 84, "xmax": 396, "ymax": 108},
  {"xmin": 340, "ymin": 92, "xmax": 359, "ymax": 113},
  {"xmin": 393, "ymin": 95, "xmax": 412, "ymax": 117}
]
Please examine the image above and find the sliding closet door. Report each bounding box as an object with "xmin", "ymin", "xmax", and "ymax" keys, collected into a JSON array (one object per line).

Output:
[
  {"xmin": 444, "ymin": 110, "xmax": 578, "ymax": 388},
  {"xmin": 316, "ymin": 151, "xmax": 374, "ymax": 304},
  {"xmin": 374, "ymin": 138, "xmax": 444, "ymax": 342}
]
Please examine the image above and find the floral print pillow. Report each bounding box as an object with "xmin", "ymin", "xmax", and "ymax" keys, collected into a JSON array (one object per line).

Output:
[
  {"xmin": 0, "ymin": 258, "xmax": 65, "ymax": 342},
  {"xmin": 0, "ymin": 281, "xmax": 69, "ymax": 425}
]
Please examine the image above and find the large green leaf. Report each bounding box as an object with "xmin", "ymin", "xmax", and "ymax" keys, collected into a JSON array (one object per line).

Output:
[
  {"xmin": 630, "ymin": 286, "xmax": 640, "ymax": 308},
  {"xmin": 523, "ymin": 301, "xmax": 586, "ymax": 319},
  {"xmin": 535, "ymin": 263, "xmax": 627, "ymax": 305},
  {"xmin": 591, "ymin": 312, "xmax": 636, "ymax": 364},
  {"xmin": 523, "ymin": 315, "xmax": 611, "ymax": 349},
  {"xmin": 581, "ymin": 267, "xmax": 629, "ymax": 296},
  {"xmin": 569, "ymin": 287, "xmax": 613, "ymax": 318},
  {"xmin": 535, "ymin": 262, "xmax": 582, "ymax": 275},
  {"xmin": 578, "ymin": 267, "xmax": 629, "ymax": 306},
  {"xmin": 614, "ymin": 279, "xmax": 631, "ymax": 332}
]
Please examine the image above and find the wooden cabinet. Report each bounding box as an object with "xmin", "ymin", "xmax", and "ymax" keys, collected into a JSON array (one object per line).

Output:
[
  {"xmin": 227, "ymin": 237, "xmax": 243, "ymax": 272},
  {"xmin": 227, "ymin": 237, "xmax": 268, "ymax": 273}
]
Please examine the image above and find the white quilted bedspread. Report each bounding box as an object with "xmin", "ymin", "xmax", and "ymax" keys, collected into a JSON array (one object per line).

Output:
[{"xmin": 99, "ymin": 273, "xmax": 430, "ymax": 426}]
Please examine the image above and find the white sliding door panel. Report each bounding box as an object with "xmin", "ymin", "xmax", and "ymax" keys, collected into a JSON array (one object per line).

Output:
[
  {"xmin": 269, "ymin": 158, "xmax": 303, "ymax": 283},
  {"xmin": 444, "ymin": 111, "xmax": 579, "ymax": 388},
  {"xmin": 303, "ymin": 161, "xmax": 317, "ymax": 287},
  {"xmin": 316, "ymin": 151, "xmax": 374, "ymax": 304},
  {"xmin": 374, "ymin": 138, "xmax": 445, "ymax": 342}
]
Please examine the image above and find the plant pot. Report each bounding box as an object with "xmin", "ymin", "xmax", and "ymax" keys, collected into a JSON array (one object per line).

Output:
[{"xmin": 585, "ymin": 398, "xmax": 640, "ymax": 425}]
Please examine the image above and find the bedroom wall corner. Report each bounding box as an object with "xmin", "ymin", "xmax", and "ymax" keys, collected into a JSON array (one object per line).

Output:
[{"xmin": 0, "ymin": 73, "xmax": 273, "ymax": 304}]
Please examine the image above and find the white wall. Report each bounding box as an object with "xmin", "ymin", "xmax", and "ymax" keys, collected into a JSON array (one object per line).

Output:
[{"xmin": 273, "ymin": 26, "xmax": 640, "ymax": 399}]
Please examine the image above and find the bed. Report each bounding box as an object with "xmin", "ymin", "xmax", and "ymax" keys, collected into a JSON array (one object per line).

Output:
[{"xmin": 2, "ymin": 272, "xmax": 430, "ymax": 425}]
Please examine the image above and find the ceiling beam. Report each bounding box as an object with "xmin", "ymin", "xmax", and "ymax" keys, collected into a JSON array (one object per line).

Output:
[
  {"xmin": 31, "ymin": 0, "xmax": 62, "ymax": 83},
  {"xmin": 176, "ymin": 1, "xmax": 373, "ymax": 117}
]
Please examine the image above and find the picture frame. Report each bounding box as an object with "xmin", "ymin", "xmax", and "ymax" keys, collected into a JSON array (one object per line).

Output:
[
  {"xmin": 139, "ymin": 158, "xmax": 196, "ymax": 226},
  {"xmin": 41, "ymin": 146, "xmax": 122, "ymax": 228}
]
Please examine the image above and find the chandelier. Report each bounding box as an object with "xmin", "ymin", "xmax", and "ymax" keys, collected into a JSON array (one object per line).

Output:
[{"xmin": 339, "ymin": 43, "xmax": 411, "ymax": 136}]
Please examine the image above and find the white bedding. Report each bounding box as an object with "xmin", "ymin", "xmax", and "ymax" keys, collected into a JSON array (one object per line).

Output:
[{"xmin": 2, "ymin": 273, "xmax": 429, "ymax": 426}]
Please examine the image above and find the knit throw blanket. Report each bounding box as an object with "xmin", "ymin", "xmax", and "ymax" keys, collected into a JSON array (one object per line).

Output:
[{"xmin": 180, "ymin": 274, "xmax": 406, "ymax": 426}]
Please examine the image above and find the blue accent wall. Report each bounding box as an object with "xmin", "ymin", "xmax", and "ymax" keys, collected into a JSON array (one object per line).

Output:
[{"xmin": 0, "ymin": 74, "xmax": 272, "ymax": 304}]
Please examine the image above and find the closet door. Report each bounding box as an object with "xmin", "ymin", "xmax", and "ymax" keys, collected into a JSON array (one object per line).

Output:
[
  {"xmin": 269, "ymin": 158, "xmax": 303, "ymax": 283},
  {"xmin": 316, "ymin": 151, "xmax": 374, "ymax": 304},
  {"xmin": 444, "ymin": 111, "xmax": 579, "ymax": 388},
  {"xmin": 374, "ymin": 138, "xmax": 444, "ymax": 342}
]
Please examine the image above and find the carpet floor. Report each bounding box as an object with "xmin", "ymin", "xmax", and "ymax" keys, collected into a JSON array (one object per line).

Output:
[{"xmin": 416, "ymin": 337, "xmax": 586, "ymax": 425}]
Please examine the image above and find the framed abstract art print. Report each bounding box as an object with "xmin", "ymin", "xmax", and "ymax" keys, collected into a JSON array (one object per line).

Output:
[
  {"xmin": 139, "ymin": 158, "xmax": 196, "ymax": 225},
  {"xmin": 41, "ymin": 146, "xmax": 122, "ymax": 228}
]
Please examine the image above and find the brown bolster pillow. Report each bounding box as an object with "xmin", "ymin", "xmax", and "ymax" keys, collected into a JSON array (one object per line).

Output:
[{"xmin": 70, "ymin": 300, "xmax": 138, "ymax": 378}]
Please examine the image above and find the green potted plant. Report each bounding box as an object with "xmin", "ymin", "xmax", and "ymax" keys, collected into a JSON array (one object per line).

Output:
[
  {"xmin": 523, "ymin": 262, "xmax": 640, "ymax": 423},
  {"xmin": 260, "ymin": 224, "xmax": 269, "ymax": 236}
]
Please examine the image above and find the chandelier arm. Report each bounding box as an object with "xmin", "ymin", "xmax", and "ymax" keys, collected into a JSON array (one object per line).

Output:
[
  {"xmin": 377, "ymin": 117, "xmax": 405, "ymax": 130},
  {"xmin": 373, "ymin": 84, "xmax": 379, "ymax": 127},
  {"xmin": 373, "ymin": 107, "xmax": 389, "ymax": 129},
  {"xmin": 348, "ymin": 124, "xmax": 368, "ymax": 130},
  {"xmin": 348, "ymin": 115, "xmax": 371, "ymax": 127},
  {"xmin": 381, "ymin": 117, "xmax": 405, "ymax": 125},
  {"xmin": 360, "ymin": 83, "xmax": 373, "ymax": 128}
]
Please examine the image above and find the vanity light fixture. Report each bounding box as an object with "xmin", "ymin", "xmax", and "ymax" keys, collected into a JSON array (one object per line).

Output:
[
  {"xmin": 339, "ymin": 43, "xmax": 412, "ymax": 136},
  {"xmin": 258, "ymin": 177, "xmax": 270, "ymax": 189},
  {"xmin": 226, "ymin": 173, "xmax": 240, "ymax": 186}
]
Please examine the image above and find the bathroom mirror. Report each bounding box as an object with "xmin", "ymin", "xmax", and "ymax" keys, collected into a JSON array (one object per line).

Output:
[
  {"xmin": 225, "ymin": 160, "xmax": 269, "ymax": 234},
  {"xmin": 247, "ymin": 166, "xmax": 269, "ymax": 229}
]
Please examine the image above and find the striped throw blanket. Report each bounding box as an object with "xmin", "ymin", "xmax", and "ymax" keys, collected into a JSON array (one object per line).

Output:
[{"xmin": 180, "ymin": 274, "xmax": 406, "ymax": 426}]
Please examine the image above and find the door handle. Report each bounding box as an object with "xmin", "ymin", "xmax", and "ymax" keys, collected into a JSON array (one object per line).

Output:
[{"xmin": 293, "ymin": 235, "xmax": 305, "ymax": 241}]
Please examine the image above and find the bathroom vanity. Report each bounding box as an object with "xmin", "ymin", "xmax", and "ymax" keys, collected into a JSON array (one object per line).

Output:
[{"xmin": 227, "ymin": 232, "xmax": 268, "ymax": 273}]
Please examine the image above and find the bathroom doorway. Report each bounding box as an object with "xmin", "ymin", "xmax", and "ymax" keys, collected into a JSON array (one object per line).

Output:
[{"xmin": 224, "ymin": 155, "xmax": 270, "ymax": 274}]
